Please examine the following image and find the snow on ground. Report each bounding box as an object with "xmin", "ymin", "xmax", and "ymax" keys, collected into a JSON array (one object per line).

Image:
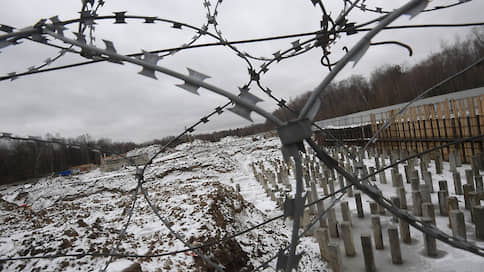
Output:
[
  {"xmin": 310, "ymin": 148, "xmax": 484, "ymax": 272},
  {"xmin": 1, "ymin": 135, "xmax": 483, "ymax": 271},
  {"xmin": 0, "ymin": 135, "xmax": 326, "ymax": 271}
]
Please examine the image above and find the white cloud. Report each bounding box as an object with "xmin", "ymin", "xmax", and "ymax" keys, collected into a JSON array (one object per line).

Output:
[{"xmin": 1, "ymin": 0, "xmax": 483, "ymax": 142}]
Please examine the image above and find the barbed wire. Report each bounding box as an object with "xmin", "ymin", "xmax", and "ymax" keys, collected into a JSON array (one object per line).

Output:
[
  {"xmin": 0, "ymin": 0, "xmax": 106, "ymax": 81},
  {"xmin": 2, "ymin": 0, "xmax": 484, "ymax": 271},
  {"xmin": 100, "ymin": 180, "xmax": 142, "ymax": 272},
  {"xmin": 350, "ymin": 0, "xmax": 472, "ymax": 15}
]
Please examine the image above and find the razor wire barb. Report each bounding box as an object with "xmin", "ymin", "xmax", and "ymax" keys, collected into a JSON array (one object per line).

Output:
[{"xmin": 1, "ymin": 0, "xmax": 484, "ymax": 271}]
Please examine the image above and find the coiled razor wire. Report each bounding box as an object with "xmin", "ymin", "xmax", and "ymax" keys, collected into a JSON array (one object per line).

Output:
[
  {"xmin": 2, "ymin": 0, "xmax": 484, "ymax": 271},
  {"xmin": 350, "ymin": 0, "xmax": 472, "ymax": 15}
]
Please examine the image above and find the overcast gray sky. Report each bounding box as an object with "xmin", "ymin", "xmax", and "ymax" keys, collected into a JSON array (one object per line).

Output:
[{"xmin": 1, "ymin": 0, "xmax": 484, "ymax": 143}]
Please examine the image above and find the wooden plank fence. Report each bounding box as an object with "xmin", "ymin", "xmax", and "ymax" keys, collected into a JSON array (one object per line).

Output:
[
  {"xmin": 315, "ymin": 94, "xmax": 484, "ymax": 163},
  {"xmin": 369, "ymin": 95, "xmax": 484, "ymax": 163}
]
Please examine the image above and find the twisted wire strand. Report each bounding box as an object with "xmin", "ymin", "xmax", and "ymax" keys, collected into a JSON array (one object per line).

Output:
[{"xmin": 2, "ymin": 1, "xmax": 484, "ymax": 270}]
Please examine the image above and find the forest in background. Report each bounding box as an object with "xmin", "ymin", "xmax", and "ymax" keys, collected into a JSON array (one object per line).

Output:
[
  {"xmin": 0, "ymin": 135, "xmax": 136, "ymax": 184},
  {"xmin": 1, "ymin": 28, "xmax": 484, "ymax": 184},
  {"xmin": 196, "ymin": 28, "xmax": 484, "ymax": 140}
]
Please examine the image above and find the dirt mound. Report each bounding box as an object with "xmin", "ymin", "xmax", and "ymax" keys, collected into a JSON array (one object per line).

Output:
[{"xmin": 191, "ymin": 183, "xmax": 253, "ymax": 271}]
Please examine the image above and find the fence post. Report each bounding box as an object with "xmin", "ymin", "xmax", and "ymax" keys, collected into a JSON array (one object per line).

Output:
[
  {"xmin": 388, "ymin": 225, "xmax": 403, "ymax": 264},
  {"xmin": 360, "ymin": 233, "xmax": 376, "ymax": 272}
]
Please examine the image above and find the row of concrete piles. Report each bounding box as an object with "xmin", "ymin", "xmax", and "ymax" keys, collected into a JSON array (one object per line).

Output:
[{"xmin": 248, "ymin": 145, "xmax": 484, "ymax": 271}]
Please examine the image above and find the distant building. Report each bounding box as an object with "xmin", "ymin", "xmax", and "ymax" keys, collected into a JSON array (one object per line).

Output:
[{"xmin": 100, "ymin": 153, "xmax": 149, "ymax": 172}]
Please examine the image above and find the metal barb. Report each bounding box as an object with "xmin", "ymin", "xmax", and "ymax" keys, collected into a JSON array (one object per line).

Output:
[
  {"xmin": 103, "ymin": 40, "xmax": 123, "ymax": 64},
  {"xmin": 228, "ymin": 87, "xmax": 263, "ymax": 121},
  {"xmin": 137, "ymin": 50, "xmax": 161, "ymax": 79},
  {"xmin": 175, "ymin": 67, "xmax": 210, "ymax": 95},
  {"xmin": 113, "ymin": 11, "xmax": 128, "ymax": 24}
]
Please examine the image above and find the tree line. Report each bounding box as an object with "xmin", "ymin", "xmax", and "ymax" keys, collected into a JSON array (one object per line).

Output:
[
  {"xmin": 273, "ymin": 28, "xmax": 484, "ymax": 123},
  {"xmin": 0, "ymin": 134, "xmax": 137, "ymax": 185},
  {"xmin": 197, "ymin": 27, "xmax": 484, "ymax": 140}
]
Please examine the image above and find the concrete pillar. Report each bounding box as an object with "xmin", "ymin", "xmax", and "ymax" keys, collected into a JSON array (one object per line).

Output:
[
  {"xmin": 422, "ymin": 202, "xmax": 436, "ymax": 225},
  {"xmin": 422, "ymin": 217, "xmax": 438, "ymax": 257},
  {"xmin": 360, "ymin": 233, "xmax": 376, "ymax": 272},
  {"xmin": 411, "ymin": 169, "xmax": 419, "ymax": 183},
  {"xmin": 340, "ymin": 201, "xmax": 351, "ymax": 226},
  {"xmin": 475, "ymin": 175, "xmax": 484, "ymax": 192},
  {"xmin": 412, "ymin": 191, "xmax": 422, "ymax": 216},
  {"xmin": 449, "ymin": 210, "xmax": 466, "ymax": 240},
  {"xmin": 321, "ymin": 177, "xmax": 329, "ymax": 195},
  {"xmin": 469, "ymin": 192, "xmax": 480, "ymax": 224},
  {"xmin": 317, "ymin": 196, "xmax": 327, "ymax": 228},
  {"xmin": 270, "ymin": 189, "xmax": 276, "ymax": 201},
  {"xmin": 328, "ymin": 207, "xmax": 339, "ymax": 238},
  {"xmin": 355, "ymin": 192, "xmax": 364, "ymax": 218},
  {"xmin": 447, "ymin": 197, "xmax": 459, "ymax": 228},
  {"xmin": 472, "ymin": 155, "xmax": 480, "ymax": 176},
  {"xmin": 347, "ymin": 182, "xmax": 354, "ymax": 197},
  {"xmin": 438, "ymin": 190, "xmax": 449, "ymax": 216},
  {"xmin": 399, "ymin": 217, "xmax": 411, "ymax": 244},
  {"xmin": 329, "ymin": 178, "xmax": 335, "ymax": 198},
  {"xmin": 472, "ymin": 206, "xmax": 484, "ymax": 240},
  {"xmin": 420, "ymin": 161, "xmax": 427, "ymax": 180},
  {"xmin": 404, "ymin": 165, "xmax": 410, "ymax": 184},
  {"xmin": 327, "ymin": 242, "xmax": 343, "ymax": 272},
  {"xmin": 369, "ymin": 202, "xmax": 378, "ymax": 215},
  {"xmin": 423, "ymin": 171, "xmax": 434, "ymax": 193},
  {"xmin": 410, "ymin": 177, "xmax": 420, "ymax": 191},
  {"xmin": 397, "ymin": 174, "xmax": 404, "ymax": 187},
  {"xmin": 301, "ymin": 209, "xmax": 311, "ymax": 233},
  {"xmin": 449, "ymin": 151, "xmax": 457, "ymax": 172},
  {"xmin": 371, "ymin": 215, "xmax": 384, "ymax": 250},
  {"xmin": 465, "ymin": 169, "xmax": 474, "ymax": 185},
  {"xmin": 340, "ymin": 221, "xmax": 356, "ymax": 257},
  {"xmin": 456, "ymin": 151, "xmax": 462, "ymax": 167},
  {"xmin": 378, "ymin": 203, "xmax": 386, "ymax": 215},
  {"xmin": 452, "ymin": 172, "xmax": 463, "ymax": 195},
  {"xmin": 310, "ymin": 182, "xmax": 319, "ymax": 214},
  {"xmin": 307, "ymin": 191, "xmax": 317, "ymax": 215},
  {"xmin": 314, "ymin": 227, "xmax": 330, "ymax": 261},
  {"xmin": 463, "ymin": 184, "xmax": 475, "ymax": 210},
  {"xmin": 435, "ymin": 153, "xmax": 443, "ymax": 174},
  {"xmin": 391, "ymin": 168, "xmax": 398, "ymax": 187},
  {"xmin": 338, "ymin": 174, "xmax": 345, "ymax": 190},
  {"xmin": 379, "ymin": 171, "xmax": 387, "ymax": 184},
  {"xmin": 397, "ymin": 187, "xmax": 407, "ymax": 209},
  {"xmin": 438, "ymin": 180, "xmax": 448, "ymax": 192},
  {"xmin": 388, "ymin": 226, "xmax": 403, "ymax": 264},
  {"xmin": 420, "ymin": 185, "xmax": 431, "ymax": 204}
]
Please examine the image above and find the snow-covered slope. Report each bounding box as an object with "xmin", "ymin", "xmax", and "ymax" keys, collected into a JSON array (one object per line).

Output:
[
  {"xmin": 2, "ymin": 135, "xmax": 482, "ymax": 272},
  {"xmin": 0, "ymin": 136, "xmax": 326, "ymax": 271}
]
